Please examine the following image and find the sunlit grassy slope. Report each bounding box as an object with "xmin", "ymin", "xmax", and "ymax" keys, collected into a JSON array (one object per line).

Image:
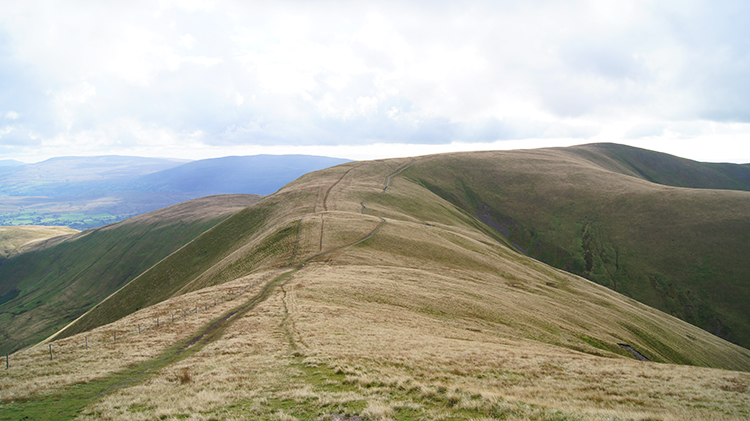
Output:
[
  {"xmin": 4, "ymin": 147, "xmax": 750, "ymax": 420},
  {"xmin": 0, "ymin": 225, "xmax": 78, "ymax": 260},
  {"xmin": 0, "ymin": 195, "xmax": 261, "ymax": 355}
]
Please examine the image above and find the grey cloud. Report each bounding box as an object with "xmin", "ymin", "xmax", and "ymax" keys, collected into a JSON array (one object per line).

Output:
[
  {"xmin": 560, "ymin": 39, "xmax": 648, "ymax": 81},
  {"xmin": 624, "ymin": 123, "xmax": 665, "ymax": 139},
  {"xmin": 656, "ymin": 1, "xmax": 750, "ymax": 122}
]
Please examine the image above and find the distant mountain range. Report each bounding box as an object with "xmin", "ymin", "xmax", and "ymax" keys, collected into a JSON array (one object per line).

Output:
[
  {"xmin": 0, "ymin": 155, "xmax": 350, "ymax": 229},
  {"xmin": 0, "ymin": 159, "xmax": 25, "ymax": 167}
]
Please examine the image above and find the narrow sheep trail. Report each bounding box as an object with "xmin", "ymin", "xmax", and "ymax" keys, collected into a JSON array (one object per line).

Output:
[
  {"xmin": 1, "ymin": 158, "xmax": 417, "ymax": 420},
  {"xmin": 361, "ymin": 158, "xmax": 415, "ymax": 214}
]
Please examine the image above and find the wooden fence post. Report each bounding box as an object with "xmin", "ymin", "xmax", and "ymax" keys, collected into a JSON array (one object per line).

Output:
[
  {"xmin": 85, "ymin": 337, "xmax": 88, "ymax": 349},
  {"xmin": 157, "ymin": 318, "xmax": 159, "ymax": 328},
  {"xmin": 138, "ymin": 324, "xmax": 141, "ymax": 334},
  {"xmin": 172, "ymin": 313, "xmax": 174, "ymax": 322},
  {"xmin": 49, "ymin": 344, "xmax": 53, "ymax": 360},
  {"xmin": 5, "ymin": 353, "xmax": 8, "ymax": 370},
  {"xmin": 114, "ymin": 331, "xmax": 117, "ymax": 342}
]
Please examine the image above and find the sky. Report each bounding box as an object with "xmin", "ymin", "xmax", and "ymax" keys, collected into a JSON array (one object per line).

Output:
[{"xmin": 1, "ymin": 0, "xmax": 750, "ymax": 164}]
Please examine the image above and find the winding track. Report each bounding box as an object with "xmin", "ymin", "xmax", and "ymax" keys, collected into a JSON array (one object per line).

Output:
[
  {"xmin": 5, "ymin": 158, "xmax": 417, "ymax": 418},
  {"xmin": 360, "ymin": 158, "xmax": 415, "ymax": 214}
]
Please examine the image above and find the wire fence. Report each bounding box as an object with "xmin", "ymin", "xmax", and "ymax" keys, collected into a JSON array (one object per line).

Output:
[{"xmin": 3, "ymin": 272, "xmax": 275, "ymax": 371}]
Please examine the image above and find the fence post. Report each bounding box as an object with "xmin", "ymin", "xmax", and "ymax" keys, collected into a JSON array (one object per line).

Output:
[
  {"xmin": 49, "ymin": 344, "xmax": 53, "ymax": 360},
  {"xmin": 138, "ymin": 324, "xmax": 141, "ymax": 334},
  {"xmin": 85, "ymin": 337, "xmax": 88, "ymax": 349},
  {"xmin": 205, "ymin": 304, "xmax": 208, "ymax": 311},
  {"xmin": 184, "ymin": 309, "xmax": 187, "ymax": 318},
  {"xmin": 172, "ymin": 313, "xmax": 174, "ymax": 322},
  {"xmin": 157, "ymin": 318, "xmax": 159, "ymax": 328},
  {"xmin": 114, "ymin": 331, "xmax": 117, "ymax": 342},
  {"xmin": 5, "ymin": 353, "xmax": 8, "ymax": 370}
]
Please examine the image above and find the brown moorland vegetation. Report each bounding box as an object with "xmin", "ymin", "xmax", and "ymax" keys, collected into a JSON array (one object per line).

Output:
[
  {"xmin": 2, "ymin": 147, "xmax": 749, "ymax": 420},
  {"xmin": 0, "ymin": 225, "xmax": 78, "ymax": 259}
]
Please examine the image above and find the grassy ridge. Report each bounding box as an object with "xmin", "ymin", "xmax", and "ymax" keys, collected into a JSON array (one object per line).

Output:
[
  {"xmin": 406, "ymin": 145, "xmax": 750, "ymax": 349},
  {"xmin": 0, "ymin": 195, "xmax": 259, "ymax": 354},
  {"xmin": 0, "ymin": 225, "xmax": 78, "ymax": 260},
  {"xmin": 51, "ymin": 174, "xmax": 328, "ymax": 341},
  {"xmin": 48, "ymin": 151, "xmax": 750, "ymax": 368},
  {"xmin": 3, "ymin": 149, "xmax": 750, "ymax": 420},
  {"xmin": 568, "ymin": 143, "xmax": 750, "ymax": 191}
]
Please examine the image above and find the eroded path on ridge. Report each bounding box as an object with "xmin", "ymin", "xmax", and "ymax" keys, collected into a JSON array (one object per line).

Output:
[{"xmin": 1, "ymin": 158, "xmax": 416, "ymax": 420}]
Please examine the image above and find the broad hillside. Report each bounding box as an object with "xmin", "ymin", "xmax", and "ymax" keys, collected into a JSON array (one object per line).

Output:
[
  {"xmin": 2, "ymin": 145, "xmax": 749, "ymax": 420},
  {"xmin": 406, "ymin": 144, "xmax": 750, "ymax": 348}
]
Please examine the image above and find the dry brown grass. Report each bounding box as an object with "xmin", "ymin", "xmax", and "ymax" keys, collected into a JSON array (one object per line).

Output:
[
  {"xmin": 58, "ymin": 254, "xmax": 750, "ymax": 420},
  {"xmin": 4, "ymin": 153, "xmax": 750, "ymax": 420},
  {"xmin": 0, "ymin": 270, "xmax": 277, "ymax": 403},
  {"xmin": 0, "ymin": 225, "xmax": 78, "ymax": 258}
]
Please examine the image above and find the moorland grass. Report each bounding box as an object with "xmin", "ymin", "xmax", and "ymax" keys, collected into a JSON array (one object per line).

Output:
[
  {"xmin": 0, "ymin": 225, "xmax": 78, "ymax": 259},
  {"xmin": 5, "ymin": 147, "xmax": 750, "ymax": 420},
  {"xmin": 405, "ymin": 147, "xmax": 750, "ymax": 349}
]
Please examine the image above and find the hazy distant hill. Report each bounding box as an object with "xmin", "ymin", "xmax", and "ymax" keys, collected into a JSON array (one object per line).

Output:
[
  {"xmin": 0, "ymin": 159, "xmax": 24, "ymax": 167},
  {"xmin": 0, "ymin": 155, "xmax": 187, "ymax": 197},
  {"xmin": 133, "ymin": 155, "xmax": 351, "ymax": 196},
  {"xmin": 0, "ymin": 154, "xmax": 349, "ymax": 229}
]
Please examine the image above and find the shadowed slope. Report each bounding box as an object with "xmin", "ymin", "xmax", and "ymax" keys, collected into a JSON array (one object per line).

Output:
[
  {"xmin": 566, "ymin": 143, "xmax": 750, "ymax": 191},
  {"xmin": 406, "ymin": 146, "xmax": 750, "ymax": 349},
  {"xmin": 0, "ymin": 195, "xmax": 260, "ymax": 354}
]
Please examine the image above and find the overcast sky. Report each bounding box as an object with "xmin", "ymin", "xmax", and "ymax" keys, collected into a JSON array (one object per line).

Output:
[{"xmin": 1, "ymin": 0, "xmax": 750, "ymax": 163}]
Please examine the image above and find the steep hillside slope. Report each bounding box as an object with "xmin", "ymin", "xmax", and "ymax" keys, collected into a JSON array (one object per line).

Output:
[
  {"xmin": 407, "ymin": 146, "xmax": 750, "ymax": 349},
  {"xmin": 5, "ymin": 151, "xmax": 749, "ymax": 420},
  {"xmin": 0, "ymin": 195, "xmax": 260, "ymax": 354}
]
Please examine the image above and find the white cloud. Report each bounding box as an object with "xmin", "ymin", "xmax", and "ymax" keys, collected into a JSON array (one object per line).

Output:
[{"xmin": 1, "ymin": 0, "xmax": 749, "ymax": 162}]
